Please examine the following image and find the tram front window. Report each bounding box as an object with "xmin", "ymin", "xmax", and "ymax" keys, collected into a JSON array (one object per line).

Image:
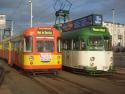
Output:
[
  {"xmin": 88, "ymin": 36, "xmax": 103, "ymax": 50},
  {"xmin": 37, "ymin": 40, "xmax": 54, "ymax": 52}
]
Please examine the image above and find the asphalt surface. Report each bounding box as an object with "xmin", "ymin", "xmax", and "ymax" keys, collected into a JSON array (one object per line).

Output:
[{"xmin": 0, "ymin": 59, "xmax": 125, "ymax": 94}]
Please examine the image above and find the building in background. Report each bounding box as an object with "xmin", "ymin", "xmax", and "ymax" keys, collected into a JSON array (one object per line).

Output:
[
  {"xmin": 0, "ymin": 14, "xmax": 6, "ymax": 41},
  {"xmin": 0, "ymin": 14, "xmax": 14, "ymax": 40},
  {"xmin": 0, "ymin": 14, "xmax": 6, "ymax": 29},
  {"xmin": 103, "ymin": 22, "xmax": 125, "ymax": 51}
]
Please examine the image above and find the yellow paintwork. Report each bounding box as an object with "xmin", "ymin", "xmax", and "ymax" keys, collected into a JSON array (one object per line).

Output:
[
  {"xmin": 22, "ymin": 54, "xmax": 62, "ymax": 66},
  {"xmin": 0, "ymin": 44, "xmax": 2, "ymax": 49}
]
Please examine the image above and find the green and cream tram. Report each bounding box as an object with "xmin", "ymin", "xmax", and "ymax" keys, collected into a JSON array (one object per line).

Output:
[{"xmin": 61, "ymin": 14, "xmax": 114, "ymax": 74}]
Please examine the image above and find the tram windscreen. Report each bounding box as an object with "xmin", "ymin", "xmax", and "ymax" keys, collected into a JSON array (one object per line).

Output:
[
  {"xmin": 88, "ymin": 36, "xmax": 103, "ymax": 50},
  {"xmin": 36, "ymin": 40, "xmax": 54, "ymax": 52},
  {"xmin": 89, "ymin": 36, "xmax": 103, "ymax": 45}
]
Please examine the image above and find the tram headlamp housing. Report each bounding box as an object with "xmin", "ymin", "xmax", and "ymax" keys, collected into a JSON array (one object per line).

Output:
[
  {"xmin": 90, "ymin": 57, "xmax": 95, "ymax": 61},
  {"xmin": 90, "ymin": 62, "xmax": 94, "ymax": 66},
  {"xmin": 29, "ymin": 56, "xmax": 34, "ymax": 62}
]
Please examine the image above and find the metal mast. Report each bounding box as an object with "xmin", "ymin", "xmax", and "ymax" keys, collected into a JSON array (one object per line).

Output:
[
  {"xmin": 53, "ymin": 0, "xmax": 72, "ymax": 24},
  {"xmin": 29, "ymin": 0, "xmax": 33, "ymax": 27},
  {"xmin": 112, "ymin": 9, "xmax": 115, "ymax": 46}
]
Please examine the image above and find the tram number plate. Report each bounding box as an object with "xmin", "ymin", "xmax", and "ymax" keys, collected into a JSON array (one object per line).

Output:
[{"xmin": 40, "ymin": 53, "xmax": 51, "ymax": 62}]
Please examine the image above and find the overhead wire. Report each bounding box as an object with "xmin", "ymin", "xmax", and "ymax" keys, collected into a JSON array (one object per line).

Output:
[
  {"xmin": 9, "ymin": 0, "xmax": 25, "ymax": 20},
  {"xmin": 9, "ymin": 0, "xmax": 33, "ymax": 33}
]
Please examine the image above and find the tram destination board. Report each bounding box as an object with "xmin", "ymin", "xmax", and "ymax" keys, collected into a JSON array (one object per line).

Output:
[
  {"xmin": 37, "ymin": 29, "xmax": 53, "ymax": 35},
  {"xmin": 62, "ymin": 14, "xmax": 103, "ymax": 32}
]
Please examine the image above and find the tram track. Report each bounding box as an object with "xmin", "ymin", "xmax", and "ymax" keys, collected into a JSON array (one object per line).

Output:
[
  {"xmin": 28, "ymin": 75, "xmax": 60, "ymax": 94},
  {"xmin": 25, "ymin": 70, "xmax": 125, "ymax": 94},
  {"xmin": 49, "ymin": 74, "xmax": 104, "ymax": 94},
  {"xmin": 88, "ymin": 73, "xmax": 125, "ymax": 87},
  {"xmin": 1, "ymin": 60, "xmax": 125, "ymax": 94},
  {"xmin": 64, "ymin": 69, "xmax": 125, "ymax": 87},
  {"xmin": 53, "ymin": 71, "xmax": 125, "ymax": 94},
  {"xmin": 25, "ymin": 73, "xmax": 104, "ymax": 94}
]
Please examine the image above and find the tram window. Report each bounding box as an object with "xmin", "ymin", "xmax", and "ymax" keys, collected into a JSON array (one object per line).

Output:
[
  {"xmin": 62, "ymin": 40, "xmax": 67, "ymax": 50},
  {"xmin": 89, "ymin": 36, "xmax": 102, "ymax": 46},
  {"xmin": 57, "ymin": 38, "xmax": 62, "ymax": 52},
  {"xmin": 62, "ymin": 40, "xmax": 72, "ymax": 50},
  {"xmin": 20, "ymin": 40, "xmax": 23, "ymax": 52},
  {"xmin": 80, "ymin": 39, "xmax": 85, "ymax": 50},
  {"xmin": 13, "ymin": 41, "xmax": 20, "ymax": 52},
  {"xmin": 4, "ymin": 43, "xmax": 9, "ymax": 50},
  {"xmin": 24, "ymin": 37, "xmax": 32, "ymax": 52},
  {"xmin": 67, "ymin": 40, "xmax": 71, "ymax": 50},
  {"xmin": 73, "ymin": 40, "xmax": 79, "ymax": 50},
  {"xmin": 36, "ymin": 40, "xmax": 54, "ymax": 52}
]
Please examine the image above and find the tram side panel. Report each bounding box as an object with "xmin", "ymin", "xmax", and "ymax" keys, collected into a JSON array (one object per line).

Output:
[
  {"xmin": 63, "ymin": 51, "xmax": 113, "ymax": 72},
  {"xmin": 0, "ymin": 40, "xmax": 12, "ymax": 65}
]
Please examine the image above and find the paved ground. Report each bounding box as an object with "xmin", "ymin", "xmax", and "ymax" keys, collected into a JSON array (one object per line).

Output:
[
  {"xmin": 0, "ymin": 60, "xmax": 51, "ymax": 94},
  {"xmin": 116, "ymin": 68, "xmax": 125, "ymax": 75},
  {"xmin": 0, "ymin": 59, "xmax": 125, "ymax": 94}
]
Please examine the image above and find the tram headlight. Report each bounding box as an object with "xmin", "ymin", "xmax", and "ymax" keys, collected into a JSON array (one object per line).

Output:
[
  {"xmin": 29, "ymin": 56, "xmax": 34, "ymax": 62},
  {"xmin": 90, "ymin": 62, "xmax": 94, "ymax": 66},
  {"xmin": 90, "ymin": 57, "xmax": 95, "ymax": 61}
]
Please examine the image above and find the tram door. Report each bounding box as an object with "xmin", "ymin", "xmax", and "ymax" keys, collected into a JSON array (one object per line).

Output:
[{"xmin": 63, "ymin": 40, "xmax": 73, "ymax": 67}]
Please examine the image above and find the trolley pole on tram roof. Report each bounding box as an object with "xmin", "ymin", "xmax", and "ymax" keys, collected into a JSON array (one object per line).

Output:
[{"xmin": 29, "ymin": 0, "xmax": 33, "ymax": 27}]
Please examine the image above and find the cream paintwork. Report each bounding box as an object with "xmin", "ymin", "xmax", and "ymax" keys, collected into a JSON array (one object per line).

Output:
[{"xmin": 63, "ymin": 51, "xmax": 113, "ymax": 71}]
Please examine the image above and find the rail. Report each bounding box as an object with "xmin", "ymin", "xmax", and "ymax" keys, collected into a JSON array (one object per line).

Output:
[{"xmin": 0, "ymin": 66, "xmax": 5, "ymax": 87}]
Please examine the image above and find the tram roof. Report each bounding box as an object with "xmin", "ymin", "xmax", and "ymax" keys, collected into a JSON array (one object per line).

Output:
[{"xmin": 23, "ymin": 26, "xmax": 60, "ymax": 36}]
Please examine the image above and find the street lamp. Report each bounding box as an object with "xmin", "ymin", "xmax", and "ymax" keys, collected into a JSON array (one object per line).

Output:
[{"xmin": 29, "ymin": 0, "xmax": 33, "ymax": 27}]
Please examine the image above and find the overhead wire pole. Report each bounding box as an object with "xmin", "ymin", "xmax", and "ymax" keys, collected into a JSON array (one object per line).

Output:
[
  {"xmin": 6, "ymin": 20, "xmax": 13, "ymax": 37},
  {"xmin": 11, "ymin": 20, "xmax": 14, "ymax": 36},
  {"xmin": 29, "ymin": 0, "xmax": 33, "ymax": 27},
  {"xmin": 112, "ymin": 9, "xmax": 115, "ymax": 47}
]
